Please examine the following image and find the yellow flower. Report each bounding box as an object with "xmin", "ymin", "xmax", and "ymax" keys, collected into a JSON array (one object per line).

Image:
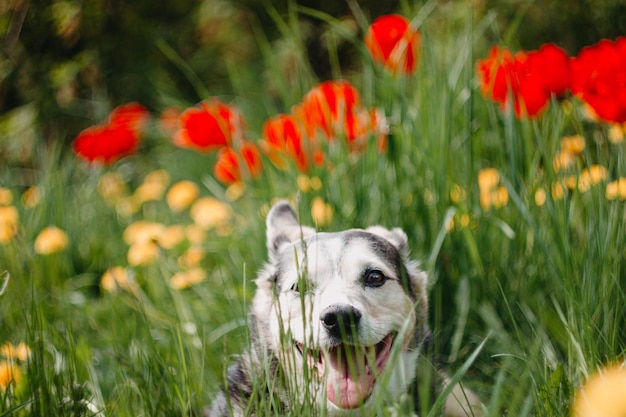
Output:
[
  {"xmin": 449, "ymin": 184, "xmax": 467, "ymax": 204},
  {"xmin": 134, "ymin": 169, "xmax": 170, "ymax": 204},
  {"xmin": 311, "ymin": 197, "xmax": 333, "ymax": 227},
  {"xmin": 225, "ymin": 182, "xmax": 245, "ymax": 201},
  {"xmin": 21, "ymin": 186, "xmax": 41, "ymax": 208},
  {"xmin": 0, "ymin": 361, "xmax": 21, "ymax": 391},
  {"xmin": 178, "ymin": 245, "xmax": 205, "ymax": 269},
  {"xmin": 97, "ymin": 172, "xmax": 128, "ymax": 205},
  {"xmin": 561, "ymin": 135, "xmax": 585, "ymax": 155},
  {"xmin": 169, "ymin": 268, "xmax": 207, "ymax": 290},
  {"xmin": 123, "ymin": 221, "xmax": 166, "ymax": 245},
  {"xmin": 552, "ymin": 182, "xmax": 566, "ymax": 200},
  {"xmin": 0, "ymin": 206, "xmax": 19, "ymax": 244},
  {"xmin": 534, "ymin": 187, "xmax": 547, "ymax": 207},
  {"xmin": 190, "ymin": 197, "xmax": 230, "ymax": 230},
  {"xmin": 166, "ymin": 180, "xmax": 199, "ymax": 212},
  {"xmin": 477, "ymin": 168, "xmax": 508, "ymax": 210},
  {"xmin": 15, "ymin": 343, "xmax": 30, "ymax": 361},
  {"xmin": 34, "ymin": 226, "xmax": 69, "ymax": 255},
  {"xmin": 185, "ymin": 225, "xmax": 206, "ymax": 244},
  {"xmin": 578, "ymin": 165, "xmax": 608, "ymax": 192},
  {"xmin": 0, "ymin": 188, "xmax": 13, "ymax": 206},
  {"xmin": 127, "ymin": 241, "xmax": 159, "ymax": 266},
  {"xmin": 606, "ymin": 178, "xmax": 626, "ymax": 200},
  {"xmin": 101, "ymin": 266, "xmax": 137, "ymax": 294},
  {"xmin": 573, "ymin": 362, "xmax": 626, "ymax": 417},
  {"xmin": 157, "ymin": 225, "xmax": 185, "ymax": 249},
  {"xmin": 608, "ymin": 123, "xmax": 625, "ymax": 144},
  {"xmin": 477, "ymin": 168, "xmax": 500, "ymax": 193},
  {"xmin": 553, "ymin": 151, "xmax": 577, "ymax": 172}
]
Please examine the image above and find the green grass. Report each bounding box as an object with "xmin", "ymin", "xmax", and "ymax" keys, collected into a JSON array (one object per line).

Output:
[{"xmin": 1, "ymin": 1, "xmax": 625, "ymax": 416}]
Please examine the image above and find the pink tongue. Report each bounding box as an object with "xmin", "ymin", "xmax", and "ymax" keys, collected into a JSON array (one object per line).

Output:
[{"xmin": 325, "ymin": 346, "xmax": 376, "ymax": 409}]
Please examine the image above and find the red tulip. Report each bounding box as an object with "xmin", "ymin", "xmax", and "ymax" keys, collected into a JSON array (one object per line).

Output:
[{"xmin": 365, "ymin": 14, "xmax": 421, "ymax": 75}]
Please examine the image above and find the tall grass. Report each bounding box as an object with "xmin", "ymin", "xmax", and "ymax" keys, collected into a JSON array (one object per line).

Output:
[{"xmin": 1, "ymin": 1, "xmax": 625, "ymax": 416}]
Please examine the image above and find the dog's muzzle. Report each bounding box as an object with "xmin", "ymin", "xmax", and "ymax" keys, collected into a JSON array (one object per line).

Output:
[{"xmin": 294, "ymin": 304, "xmax": 395, "ymax": 409}]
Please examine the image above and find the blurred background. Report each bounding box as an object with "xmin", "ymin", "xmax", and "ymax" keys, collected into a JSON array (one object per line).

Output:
[{"xmin": 2, "ymin": 0, "xmax": 625, "ymax": 176}]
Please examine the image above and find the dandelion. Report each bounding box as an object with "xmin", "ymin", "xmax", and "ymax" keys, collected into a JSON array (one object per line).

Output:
[
  {"xmin": 123, "ymin": 221, "xmax": 166, "ymax": 245},
  {"xmin": 561, "ymin": 135, "xmax": 586, "ymax": 154},
  {"xmin": 0, "ymin": 361, "xmax": 20, "ymax": 391},
  {"xmin": 173, "ymin": 99, "xmax": 244, "ymax": 152},
  {"xmin": 0, "ymin": 206, "xmax": 19, "ymax": 244},
  {"xmin": 97, "ymin": 171, "xmax": 128, "ymax": 205},
  {"xmin": 178, "ymin": 245, "xmax": 205, "ymax": 269},
  {"xmin": 578, "ymin": 165, "xmax": 608, "ymax": 192},
  {"xmin": 225, "ymin": 182, "xmax": 245, "ymax": 201},
  {"xmin": 0, "ymin": 188, "xmax": 13, "ymax": 205},
  {"xmin": 572, "ymin": 362, "xmax": 626, "ymax": 417},
  {"xmin": 169, "ymin": 268, "xmax": 207, "ymax": 290},
  {"xmin": 190, "ymin": 197, "xmax": 231, "ymax": 230},
  {"xmin": 478, "ymin": 168, "xmax": 508, "ymax": 210},
  {"xmin": 21, "ymin": 186, "xmax": 41, "ymax": 208},
  {"xmin": 311, "ymin": 197, "xmax": 333, "ymax": 227},
  {"xmin": 608, "ymin": 123, "xmax": 625, "ymax": 144},
  {"xmin": 101, "ymin": 266, "xmax": 137, "ymax": 294},
  {"xmin": 166, "ymin": 181, "xmax": 200, "ymax": 212},
  {"xmin": 134, "ymin": 169, "xmax": 170, "ymax": 204},
  {"xmin": 72, "ymin": 102, "xmax": 149, "ymax": 165},
  {"xmin": 364, "ymin": 14, "xmax": 421, "ymax": 75},
  {"xmin": 34, "ymin": 226, "xmax": 69, "ymax": 255},
  {"xmin": 606, "ymin": 178, "xmax": 626, "ymax": 200},
  {"xmin": 535, "ymin": 187, "xmax": 547, "ymax": 206},
  {"xmin": 157, "ymin": 225, "xmax": 185, "ymax": 249},
  {"xmin": 127, "ymin": 241, "xmax": 159, "ymax": 266}
]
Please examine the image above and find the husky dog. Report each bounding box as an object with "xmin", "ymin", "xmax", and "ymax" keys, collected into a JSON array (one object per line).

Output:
[{"xmin": 209, "ymin": 201, "xmax": 481, "ymax": 416}]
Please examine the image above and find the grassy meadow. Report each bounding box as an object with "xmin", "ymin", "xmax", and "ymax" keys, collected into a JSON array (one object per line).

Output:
[{"xmin": 1, "ymin": 1, "xmax": 626, "ymax": 416}]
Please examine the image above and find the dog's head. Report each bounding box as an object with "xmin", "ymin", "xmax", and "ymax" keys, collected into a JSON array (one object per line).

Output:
[{"xmin": 252, "ymin": 201, "xmax": 429, "ymax": 413}]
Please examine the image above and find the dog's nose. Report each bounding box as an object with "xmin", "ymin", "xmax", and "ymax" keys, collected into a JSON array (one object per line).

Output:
[{"xmin": 320, "ymin": 305, "xmax": 362, "ymax": 337}]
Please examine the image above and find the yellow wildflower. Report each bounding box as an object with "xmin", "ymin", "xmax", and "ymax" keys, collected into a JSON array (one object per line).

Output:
[
  {"xmin": 578, "ymin": 165, "xmax": 608, "ymax": 192},
  {"xmin": 552, "ymin": 182, "xmax": 566, "ymax": 200},
  {"xmin": 123, "ymin": 221, "xmax": 165, "ymax": 245},
  {"xmin": 157, "ymin": 225, "xmax": 185, "ymax": 249},
  {"xmin": 560, "ymin": 135, "xmax": 585, "ymax": 155},
  {"xmin": 127, "ymin": 241, "xmax": 159, "ymax": 266},
  {"xmin": 34, "ymin": 226, "xmax": 69, "ymax": 255},
  {"xmin": 21, "ymin": 186, "xmax": 41, "ymax": 208},
  {"xmin": 178, "ymin": 245, "xmax": 205, "ymax": 269},
  {"xmin": 0, "ymin": 206, "xmax": 19, "ymax": 244},
  {"xmin": 572, "ymin": 362, "xmax": 626, "ymax": 417},
  {"xmin": 477, "ymin": 168, "xmax": 500, "ymax": 193},
  {"xmin": 608, "ymin": 123, "xmax": 625, "ymax": 144},
  {"xmin": 134, "ymin": 169, "xmax": 170, "ymax": 204},
  {"xmin": 97, "ymin": 171, "xmax": 128, "ymax": 205},
  {"xmin": 190, "ymin": 197, "xmax": 230, "ymax": 230},
  {"xmin": 553, "ymin": 151, "xmax": 577, "ymax": 172},
  {"xmin": 606, "ymin": 178, "xmax": 626, "ymax": 200},
  {"xmin": 311, "ymin": 197, "xmax": 333, "ymax": 227},
  {"xmin": 449, "ymin": 184, "xmax": 467, "ymax": 204},
  {"xmin": 101, "ymin": 266, "xmax": 137, "ymax": 294},
  {"xmin": 185, "ymin": 225, "xmax": 206, "ymax": 244},
  {"xmin": 534, "ymin": 188, "xmax": 547, "ymax": 207},
  {"xmin": 225, "ymin": 182, "xmax": 245, "ymax": 201},
  {"xmin": 0, "ymin": 361, "xmax": 20, "ymax": 391},
  {"xmin": 15, "ymin": 343, "xmax": 30, "ymax": 361},
  {"xmin": 0, "ymin": 188, "xmax": 13, "ymax": 206},
  {"xmin": 169, "ymin": 268, "xmax": 207, "ymax": 290},
  {"xmin": 478, "ymin": 168, "xmax": 508, "ymax": 210},
  {"xmin": 166, "ymin": 180, "xmax": 199, "ymax": 212}
]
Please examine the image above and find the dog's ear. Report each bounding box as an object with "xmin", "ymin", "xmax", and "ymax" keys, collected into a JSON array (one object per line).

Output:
[
  {"xmin": 365, "ymin": 226, "xmax": 409, "ymax": 256},
  {"xmin": 266, "ymin": 200, "xmax": 315, "ymax": 259}
]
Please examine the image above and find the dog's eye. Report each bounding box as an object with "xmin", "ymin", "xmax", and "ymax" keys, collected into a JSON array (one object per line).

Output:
[
  {"xmin": 290, "ymin": 281, "xmax": 299, "ymax": 293},
  {"xmin": 364, "ymin": 270, "xmax": 387, "ymax": 287}
]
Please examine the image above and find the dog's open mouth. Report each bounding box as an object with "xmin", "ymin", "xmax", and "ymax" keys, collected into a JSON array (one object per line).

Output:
[{"xmin": 295, "ymin": 333, "xmax": 394, "ymax": 409}]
